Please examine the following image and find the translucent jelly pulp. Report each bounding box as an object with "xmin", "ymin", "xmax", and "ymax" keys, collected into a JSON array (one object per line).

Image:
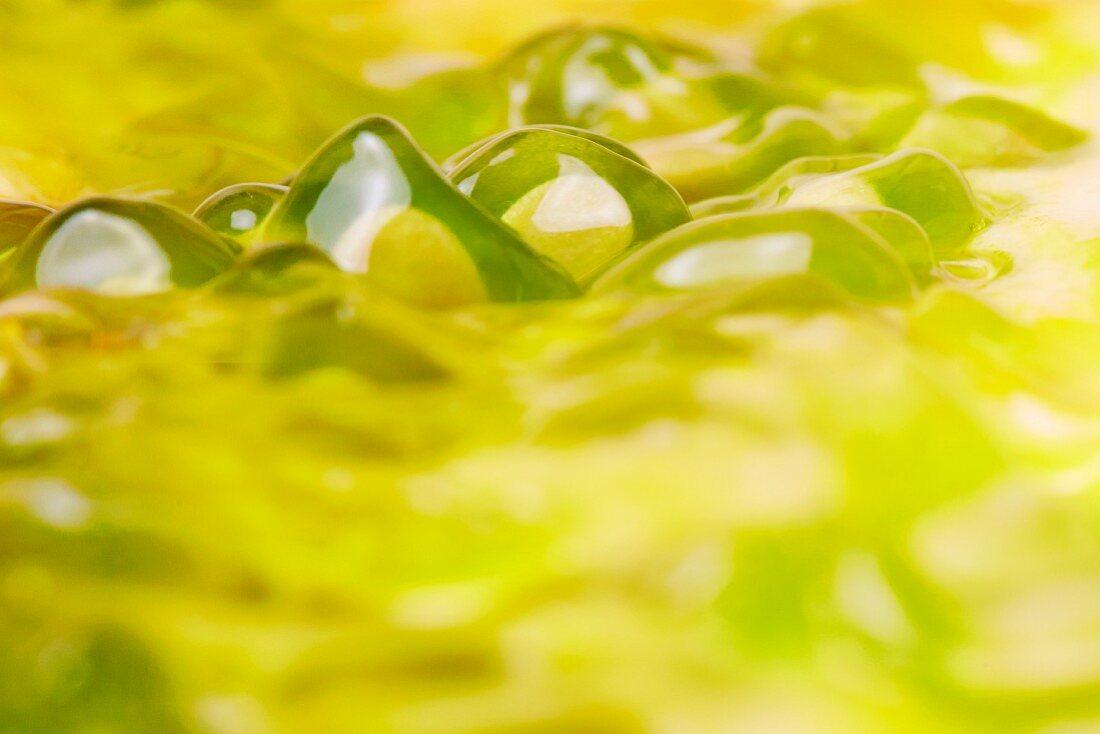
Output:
[{"xmin": 1, "ymin": 3, "xmax": 1100, "ymax": 734}]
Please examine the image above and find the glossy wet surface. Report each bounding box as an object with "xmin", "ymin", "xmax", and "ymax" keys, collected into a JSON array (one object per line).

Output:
[{"xmin": 2, "ymin": 2, "xmax": 1100, "ymax": 732}]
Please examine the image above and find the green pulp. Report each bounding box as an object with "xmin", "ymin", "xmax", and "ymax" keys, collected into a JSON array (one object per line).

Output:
[{"xmin": 2, "ymin": 2, "xmax": 1100, "ymax": 732}]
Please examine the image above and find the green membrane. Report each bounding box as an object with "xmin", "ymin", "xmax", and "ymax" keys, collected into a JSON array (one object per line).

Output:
[
  {"xmin": 263, "ymin": 115, "xmax": 579, "ymax": 308},
  {"xmin": 0, "ymin": 197, "xmax": 239, "ymax": 296},
  {"xmin": 593, "ymin": 208, "xmax": 916, "ymax": 302},
  {"xmin": 451, "ymin": 127, "xmax": 689, "ymax": 281}
]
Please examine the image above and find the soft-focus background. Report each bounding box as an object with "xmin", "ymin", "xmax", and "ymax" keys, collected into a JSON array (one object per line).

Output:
[
  {"xmin": 4, "ymin": 1, "xmax": 1100, "ymax": 733},
  {"xmin": 1, "ymin": 0, "xmax": 1097, "ymax": 209}
]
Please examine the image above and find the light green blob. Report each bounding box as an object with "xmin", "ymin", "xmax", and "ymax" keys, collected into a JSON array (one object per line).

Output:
[
  {"xmin": 901, "ymin": 96, "xmax": 1089, "ymax": 167},
  {"xmin": 594, "ymin": 208, "xmax": 915, "ymax": 302},
  {"xmin": 784, "ymin": 149, "xmax": 989, "ymax": 251},
  {"xmin": 451, "ymin": 126, "xmax": 688, "ymax": 283},
  {"xmin": 637, "ymin": 107, "xmax": 845, "ymax": 202},
  {"xmin": 690, "ymin": 154, "xmax": 883, "ymax": 217},
  {"xmin": 194, "ymin": 183, "xmax": 287, "ymax": 247},
  {"xmin": 825, "ymin": 88, "xmax": 926, "ymax": 150},
  {"xmin": 1, "ymin": 197, "xmax": 238, "ymax": 296},
  {"xmin": 496, "ymin": 26, "xmax": 785, "ymax": 141}
]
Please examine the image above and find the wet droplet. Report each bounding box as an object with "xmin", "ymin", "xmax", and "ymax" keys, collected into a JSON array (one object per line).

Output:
[
  {"xmin": 1, "ymin": 198, "xmax": 239, "ymax": 296},
  {"xmin": 498, "ymin": 26, "xmax": 780, "ymax": 140},
  {"xmin": 451, "ymin": 127, "xmax": 689, "ymax": 281},
  {"xmin": 783, "ymin": 149, "xmax": 989, "ymax": 250},
  {"xmin": 193, "ymin": 183, "xmax": 287, "ymax": 246},
  {"xmin": 594, "ymin": 208, "xmax": 915, "ymax": 302}
]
